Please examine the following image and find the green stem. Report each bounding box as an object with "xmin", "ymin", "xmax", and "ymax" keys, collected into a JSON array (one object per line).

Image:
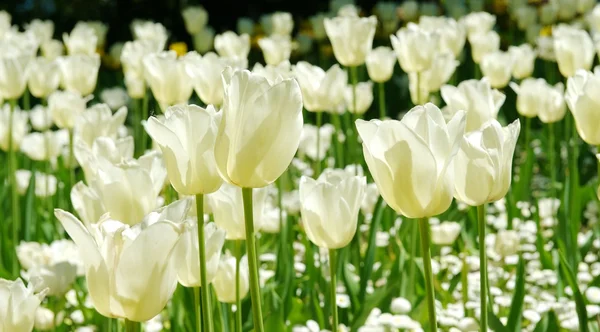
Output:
[
  {"xmin": 134, "ymin": 98, "xmax": 142, "ymax": 157},
  {"xmin": 418, "ymin": 217, "xmax": 437, "ymax": 330},
  {"xmin": 140, "ymin": 91, "xmax": 149, "ymax": 154},
  {"xmin": 548, "ymin": 123, "xmax": 556, "ymax": 196},
  {"xmin": 68, "ymin": 128, "xmax": 75, "ymax": 211},
  {"xmin": 107, "ymin": 317, "xmax": 112, "ymax": 332},
  {"xmin": 235, "ymin": 240, "xmax": 243, "ymax": 332},
  {"xmin": 241, "ymin": 188, "xmax": 264, "ymax": 332},
  {"xmin": 195, "ymin": 193, "xmax": 213, "ymax": 332},
  {"xmin": 316, "ymin": 111, "xmax": 322, "ymax": 175},
  {"xmin": 477, "ymin": 204, "xmax": 488, "ymax": 331},
  {"xmin": 329, "ymin": 249, "xmax": 338, "ymax": 332},
  {"xmin": 23, "ymin": 88, "xmax": 30, "ymax": 111},
  {"xmin": 8, "ymin": 99, "xmax": 20, "ymax": 276},
  {"xmin": 331, "ymin": 113, "xmax": 344, "ymax": 167},
  {"xmin": 415, "ymin": 71, "xmax": 420, "ymax": 106},
  {"xmin": 378, "ymin": 82, "xmax": 386, "ymax": 119},
  {"xmin": 350, "ymin": 66, "xmax": 358, "ymax": 115},
  {"xmin": 194, "ymin": 287, "xmax": 201, "ymax": 331},
  {"xmin": 404, "ymin": 219, "xmax": 418, "ymax": 298},
  {"xmin": 124, "ymin": 319, "xmax": 141, "ymax": 332}
]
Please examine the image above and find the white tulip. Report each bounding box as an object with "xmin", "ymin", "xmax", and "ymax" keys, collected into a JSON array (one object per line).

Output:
[
  {"xmin": 430, "ymin": 221, "xmax": 461, "ymax": 246},
  {"xmin": 345, "ymin": 81, "xmax": 374, "ymax": 115},
  {"xmin": 0, "ymin": 278, "xmax": 47, "ymax": 332},
  {"xmin": 494, "ymin": 230, "xmax": 520, "ymax": 257},
  {"xmin": 468, "ymin": 30, "xmax": 500, "ymax": 64},
  {"xmin": 391, "ymin": 23, "xmax": 440, "ymax": 73},
  {"xmin": 508, "ymin": 44, "xmax": 535, "ymax": 79},
  {"xmin": 62, "ymin": 25, "xmax": 97, "ymax": 56},
  {"xmin": 461, "ymin": 12, "xmax": 496, "ymax": 38},
  {"xmin": 142, "ymin": 51, "xmax": 194, "ymax": 108},
  {"xmin": 75, "ymin": 104, "xmax": 127, "ymax": 148},
  {"xmin": 553, "ymin": 26, "xmax": 594, "ymax": 77},
  {"xmin": 132, "ymin": 21, "xmax": 168, "ymax": 49},
  {"xmin": 213, "ymin": 253, "xmax": 249, "ymax": 303},
  {"xmin": 181, "ymin": 6, "xmax": 208, "ymax": 35},
  {"xmin": 258, "ymin": 35, "xmax": 293, "ymax": 66},
  {"xmin": 57, "ymin": 54, "xmax": 100, "ymax": 96},
  {"xmin": 0, "ymin": 103, "xmax": 30, "ymax": 151},
  {"xmin": 27, "ymin": 57, "xmax": 60, "ymax": 98},
  {"xmin": 74, "ymin": 136, "xmax": 134, "ymax": 184},
  {"xmin": 324, "ymin": 15, "xmax": 377, "ymax": 67},
  {"xmin": 480, "ymin": 50, "xmax": 514, "ymax": 89},
  {"xmin": 298, "ymin": 124, "xmax": 335, "ymax": 161},
  {"xmin": 192, "ymin": 27, "xmax": 215, "ymax": 54},
  {"xmin": 48, "ymin": 90, "xmax": 90, "ymax": 129},
  {"xmin": 293, "ymin": 62, "xmax": 347, "ymax": 112},
  {"xmin": 214, "ymin": 31, "xmax": 250, "ymax": 61},
  {"xmin": 365, "ymin": 46, "xmax": 396, "ymax": 83},
  {"xmin": 510, "ymin": 78, "xmax": 566, "ymax": 122}
]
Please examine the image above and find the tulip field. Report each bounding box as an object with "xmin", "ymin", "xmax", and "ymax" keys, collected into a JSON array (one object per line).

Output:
[{"xmin": 2, "ymin": 0, "xmax": 600, "ymax": 331}]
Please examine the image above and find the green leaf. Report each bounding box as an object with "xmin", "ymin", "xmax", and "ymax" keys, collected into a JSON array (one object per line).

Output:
[
  {"xmin": 559, "ymin": 250, "xmax": 589, "ymax": 332},
  {"xmin": 359, "ymin": 197, "xmax": 385, "ymax": 302},
  {"xmin": 506, "ymin": 257, "xmax": 525, "ymax": 331},
  {"xmin": 351, "ymin": 278, "xmax": 401, "ymax": 330}
]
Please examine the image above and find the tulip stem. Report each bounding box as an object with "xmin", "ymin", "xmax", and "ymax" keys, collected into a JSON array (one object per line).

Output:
[
  {"xmin": 477, "ymin": 204, "xmax": 488, "ymax": 331},
  {"xmin": 235, "ymin": 240, "xmax": 243, "ymax": 332},
  {"xmin": 418, "ymin": 217, "xmax": 437, "ymax": 330},
  {"xmin": 316, "ymin": 111, "xmax": 322, "ymax": 175},
  {"xmin": 241, "ymin": 188, "xmax": 265, "ymax": 332},
  {"xmin": 68, "ymin": 128, "xmax": 75, "ymax": 211},
  {"xmin": 195, "ymin": 193, "xmax": 213, "ymax": 332},
  {"xmin": 329, "ymin": 249, "xmax": 339, "ymax": 332},
  {"xmin": 378, "ymin": 82, "xmax": 386, "ymax": 119},
  {"xmin": 8, "ymin": 99, "xmax": 20, "ymax": 276},
  {"xmin": 331, "ymin": 113, "xmax": 344, "ymax": 167},
  {"xmin": 124, "ymin": 319, "xmax": 140, "ymax": 332},
  {"xmin": 140, "ymin": 91, "xmax": 149, "ymax": 154}
]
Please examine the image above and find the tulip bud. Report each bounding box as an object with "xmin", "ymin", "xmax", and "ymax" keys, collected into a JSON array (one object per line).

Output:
[
  {"xmin": 480, "ymin": 50, "xmax": 514, "ymax": 89},
  {"xmin": 75, "ymin": 104, "xmax": 128, "ymax": 147},
  {"xmin": 207, "ymin": 183, "xmax": 270, "ymax": 240},
  {"xmin": 55, "ymin": 200, "xmax": 188, "ymax": 322},
  {"xmin": 41, "ymin": 40, "xmax": 64, "ymax": 61},
  {"xmin": 215, "ymin": 68, "xmax": 303, "ymax": 188},
  {"xmin": 419, "ymin": 16, "xmax": 466, "ymax": 58},
  {"xmin": 0, "ymin": 103, "xmax": 30, "ymax": 151},
  {"xmin": 468, "ymin": 30, "xmax": 500, "ymax": 64},
  {"xmin": 391, "ymin": 23, "xmax": 439, "ymax": 73},
  {"xmin": 34, "ymin": 307, "xmax": 56, "ymax": 331},
  {"xmin": 454, "ymin": 120, "xmax": 520, "ymax": 206},
  {"xmin": 213, "ymin": 253, "xmax": 249, "ymax": 303},
  {"xmin": 258, "ymin": 35, "xmax": 293, "ymax": 66},
  {"xmin": 356, "ymin": 103, "xmax": 466, "ymax": 218},
  {"xmin": 399, "ymin": 1, "xmax": 419, "ymax": 21},
  {"xmin": 24, "ymin": 260, "xmax": 78, "ymax": 296},
  {"xmin": 214, "ymin": 31, "xmax": 250, "ymax": 61},
  {"xmin": 494, "ymin": 230, "xmax": 520, "ymax": 257},
  {"xmin": 324, "ymin": 15, "xmax": 377, "ymax": 67},
  {"xmin": 0, "ymin": 42, "xmax": 31, "ymax": 100},
  {"xmin": 553, "ymin": 26, "xmax": 594, "ymax": 78},
  {"xmin": 508, "ymin": 44, "xmax": 535, "ymax": 79},
  {"xmin": 142, "ymin": 51, "xmax": 194, "ymax": 108},
  {"xmin": 0, "ymin": 278, "xmax": 47, "ymax": 331},
  {"xmin": 237, "ymin": 17, "xmax": 254, "ymax": 36},
  {"xmin": 510, "ymin": 78, "xmax": 566, "ymax": 122},
  {"xmin": 21, "ymin": 130, "xmax": 65, "ymax": 162},
  {"xmin": 409, "ymin": 53, "xmax": 458, "ymax": 104},
  {"xmin": 175, "ymin": 221, "xmax": 226, "ymax": 287},
  {"xmin": 26, "ymin": 19, "xmax": 54, "ymax": 44},
  {"xmin": 132, "ymin": 21, "xmax": 168, "ymax": 49},
  {"xmin": 75, "ymin": 21, "xmax": 108, "ymax": 48},
  {"xmin": 565, "ymin": 69, "xmax": 600, "ymax": 144},
  {"xmin": 146, "ymin": 104, "xmax": 223, "ymax": 196},
  {"xmin": 430, "ymin": 221, "xmax": 461, "ymax": 246},
  {"xmin": 461, "ymin": 12, "xmax": 496, "ymax": 38},
  {"xmin": 48, "ymin": 90, "xmax": 90, "ymax": 130},
  {"xmin": 299, "ymin": 170, "xmax": 366, "ymax": 249},
  {"xmin": 441, "ymin": 79, "xmax": 505, "ymax": 132},
  {"xmin": 269, "ymin": 12, "xmax": 294, "ymax": 36},
  {"xmin": 27, "ymin": 57, "xmax": 60, "ymax": 99},
  {"xmin": 62, "ymin": 25, "xmax": 98, "ymax": 56},
  {"xmin": 365, "ymin": 46, "xmax": 396, "ymax": 83},
  {"xmin": 345, "ymin": 81, "xmax": 374, "ymax": 115},
  {"xmin": 181, "ymin": 6, "xmax": 208, "ymax": 35},
  {"xmin": 293, "ymin": 62, "xmax": 347, "ymax": 112},
  {"xmin": 57, "ymin": 54, "xmax": 101, "ymax": 96},
  {"xmin": 192, "ymin": 27, "xmax": 215, "ymax": 54}
]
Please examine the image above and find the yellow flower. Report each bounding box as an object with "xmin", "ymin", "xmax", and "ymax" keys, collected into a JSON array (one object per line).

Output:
[{"xmin": 169, "ymin": 42, "xmax": 188, "ymax": 56}]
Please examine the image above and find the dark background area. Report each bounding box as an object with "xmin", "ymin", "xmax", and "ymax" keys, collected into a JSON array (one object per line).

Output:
[{"xmin": 0, "ymin": 0, "xmax": 434, "ymax": 46}]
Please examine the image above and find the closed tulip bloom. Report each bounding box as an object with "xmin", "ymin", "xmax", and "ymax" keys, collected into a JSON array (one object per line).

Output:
[
  {"xmin": 553, "ymin": 26, "xmax": 594, "ymax": 77},
  {"xmin": 121, "ymin": 40, "xmax": 164, "ymax": 99},
  {"xmin": 175, "ymin": 221, "xmax": 226, "ymax": 287},
  {"xmin": 75, "ymin": 136, "xmax": 134, "ymax": 184},
  {"xmin": 269, "ymin": 12, "xmax": 294, "ymax": 36},
  {"xmin": 0, "ymin": 278, "xmax": 47, "ymax": 332},
  {"xmin": 480, "ymin": 51, "xmax": 514, "ymax": 89},
  {"xmin": 24, "ymin": 261, "xmax": 77, "ymax": 296},
  {"xmin": 468, "ymin": 30, "xmax": 500, "ymax": 64},
  {"xmin": 430, "ymin": 221, "xmax": 461, "ymax": 246},
  {"xmin": 185, "ymin": 52, "xmax": 236, "ymax": 106},
  {"xmin": 48, "ymin": 90, "xmax": 91, "ymax": 129},
  {"xmin": 143, "ymin": 51, "xmax": 194, "ymax": 108},
  {"xmin": 409, "ymin": 53, "xmax": 459, "ymax": 104},
  {"xmin": 27, "ymin": 57, "xmax": 60, "ymax": 98},
  {"xmin": 215, "ymin": 68, "xmax": 303, "ymax": 188},
  {"xmin": 214, "ymin": 31, "xmax": 250, "ymax": 60},
  {"xmin": 510, "ymin": 78, "xmax": 566, "ymax": 122},
  {"xmin": 145, "ymin": 104, "xmax": 223, "ymax": 195},
  {"xmin": 565, "ymin": 69, "xmax": 600, "ymax": 144},
  {"xmin": 192, "ymin": 27, "xmax": 215, "ymax": 54},
  {"xmin": 494, "ymin": 229, "xmax": 520, "ymax": 257},
  {"xmin": 71, "ymin": 182, "xmax": 106, "ymax": 226},
  {"xmin": 41, "ymin": 40, "xmax": 64, "ymax": 61},
  {"xmin": 26, "ymin": 19, "xmax": 54, "ymax": 44},
  {"xmin": 454, "ymin": 119, "xmax": 520, "ymax": 206},
  {"xmin": 258, "ymin": 35, "xmax": 293, "ymax": 66},
  {"xmin": 441, "ymin": 79, "xmax": 505, "ymax": 132},
  {"xmin": 391, "ymin": 23, "xmax": 440, "ymax": 73},
  {"xmin": 75, "ymin": 104, "xmax": 127, "ymax": 147},
  {"xmin": 132, "ymin": 21, "xmax": 168, "ymax": 49},
  {"xmin": 54, "ymin": 200, "xmax": 188, "ymax": 322},
  {"xmin": 461, "ymin": 12, "xmax": 496, "ymax": 38},
  {"xmin": 252, "ymin": 61, "xmax": 293, "ymax": 84},
  {"xmin": 345, "ymin": 81, "xmax": 374, "ymax": 115},
  {"xmin": 324, "ymin": 15, "xmax": 377, "ymax": 67},
  {"xmin": 207, "ymin": 183, "xmax": 270, "ymax": 240},
  {"xmin": 508, "ymin": 44, "xmax": 535, "ymax": 79},
  {"xmin": 213, "ymin": 253, "xmax": 249, "ymax": 303},
  {"xmin": 293, "ymin": 62, "xmax": 347, "ymax": 112},
  {"xmin": 366, "ymin": 46, "xmax": 396, "ymax": 83},
  {"xmin": 62, "ymin": 25, "xmax": 98, "ymax": 56},
  {"xmin": 57, "ymin": 54, "xmax": 100, "ymax": 96},
  {"xmin": 0, "ymin": 104, "xmax": 29, "ymax": 152},
  {"xmin": 181, "ymin": 6, "xmax": 208, "ymax": 35},
  {"xmin": 419, "ymin": 16, "xmax": 466, "ymax": 58},
  {"xmin": 0, "ymin": 43, "xmax": 32, "ymax": 100},
  {"xmin": 75, "ymin": 21, "xmax": 108, "ymax": 48},
  {"xmin": 299, "ymin": 170, "xmax": 366, "ymax": 249},
  {"xmin": 20, "ymin": 130, "xmax": 65, "ymax": 162},
  {"xmin": 29, "ymin": 105, "xmax": 52, "ymax": 131},
  {"xmin": 356, "ymin": 103, "xmax": 466, "ymax": 218}
]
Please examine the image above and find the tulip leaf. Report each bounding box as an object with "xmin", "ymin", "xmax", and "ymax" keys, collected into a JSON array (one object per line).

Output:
[
  {"xmin": 559, "ymin": 249, "xmax": 589, "ymax": 332},
  {"xmin": 533, "ymin": 200, "xmax": 554, "ymax": 269},
  {"xmin": 506, "ymin": 256, "xmax": 525, "ymax": 331},
  {"xmin": 359, "ymin": 197, "xmax": 385, "ymax": 302},
  {"xmin": 533, "ymin": 310, "xmax": 560, "ymax": 332},
  {"xmin": 351, "ymin": 277, "xmax": 401, "ymax": 330},
  {"xmin": 23, "ymin": 169, "xmax": 36, "ymax": 241}
]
